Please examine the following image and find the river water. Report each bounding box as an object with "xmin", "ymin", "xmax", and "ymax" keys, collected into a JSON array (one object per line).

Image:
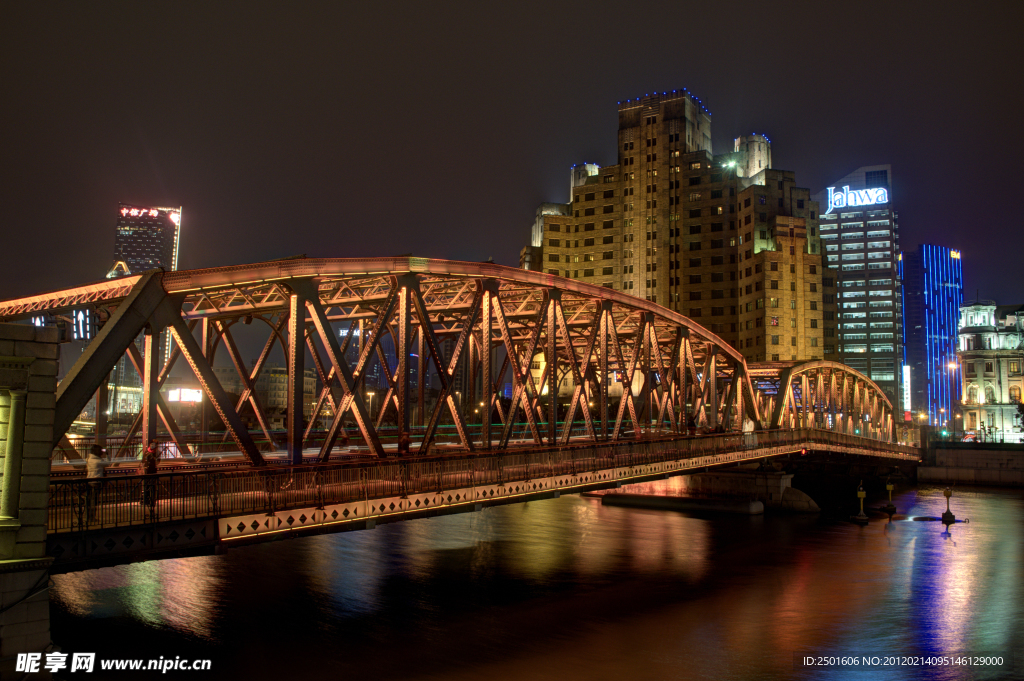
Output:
[{"xmin": 49, "ymin": 483, "xmax": 1024, "ymax": 680}]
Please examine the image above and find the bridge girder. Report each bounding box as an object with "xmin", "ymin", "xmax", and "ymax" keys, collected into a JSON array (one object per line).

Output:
[
  {"xmin": 2, "ymin": 257, "xmax": 909, "ymax": 465},
  {"xmin": 760, "ymin": 360, "xmax": 896, "ymax": 442}
]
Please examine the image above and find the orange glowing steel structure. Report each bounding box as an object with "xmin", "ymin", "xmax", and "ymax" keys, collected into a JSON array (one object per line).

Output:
[{"xmin": 0, "ymin": 257, "xmax": 899, "ymax": 467}]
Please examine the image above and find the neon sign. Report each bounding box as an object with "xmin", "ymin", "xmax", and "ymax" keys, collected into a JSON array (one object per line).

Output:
[
  {"xmin": 120, "ymin": 207, "xmax": 160, "ymax": 218},
  {"xmin": 119, "ymin": 206, "xmax": 182, "ymax": 227},
  {"xmin": 824, "ymin": 186, "xmax": 889, "ymax": 215}
]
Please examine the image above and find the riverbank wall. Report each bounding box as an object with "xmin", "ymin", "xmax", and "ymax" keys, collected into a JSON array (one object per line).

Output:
[{"xmin": 919, "ymin": 442, "xmax": 1024, "ymax": 487}]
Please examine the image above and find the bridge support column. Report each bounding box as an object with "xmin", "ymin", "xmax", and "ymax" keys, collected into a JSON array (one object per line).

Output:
[
  {"xmin": 140, "ymin": 328, "xmax": 159, "ymax": 453},
  {"xmin": 546, "ymin": 291, "xmax": 559, "ymax": 446},
  {"xmin": 0, "ymin": 323, "xmax": 59, "ymax": 676},
  {"xmin": 199, "ymin": 318, "xmax": 212, "ymax": 448},
  {"xmin": 287, "ymin": 290, "xmax": 306, "ymax": 464}
]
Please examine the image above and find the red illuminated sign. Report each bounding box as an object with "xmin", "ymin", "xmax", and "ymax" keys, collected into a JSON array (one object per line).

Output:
[{"xmin": 120, "ymin": 207, "xmax": 161, "ymax": 218}]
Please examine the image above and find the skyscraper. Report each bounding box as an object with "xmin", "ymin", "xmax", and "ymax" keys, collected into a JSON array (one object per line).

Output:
[
  {"xmin": 107, "ymin": 203, "xmax": 182, "ymax": 278},
  {"xmin": 106, "ymin": 203, "xmax": 182, "ymax": 416},
  {"xmin": 522, "ymin": 90, "xmax": 826, "ymax": 363},
  {"xmin": 901, "ymin": 245, "xmax": 964, "ymax": 425},
  {"xmin": 812, "ymin": 165, "xmax": 902, "ymax": 402}
]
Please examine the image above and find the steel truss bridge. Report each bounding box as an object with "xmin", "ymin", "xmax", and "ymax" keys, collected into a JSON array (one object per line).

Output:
[{"xmin": 0, "ymin": 257, "xmax": 918, "ymax": 569}]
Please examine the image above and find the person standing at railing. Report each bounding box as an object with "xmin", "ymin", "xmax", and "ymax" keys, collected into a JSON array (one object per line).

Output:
[
  {"xmin": 742, "ymin": 417, "xmax": 756, "ymax": 449},
  {"xmin": 141, "ymin": 441, "xmax": 159, "ymax": 508},
  {"xmin": 86, "ymin": 445, "xmax": 108, "ymax": 522}
]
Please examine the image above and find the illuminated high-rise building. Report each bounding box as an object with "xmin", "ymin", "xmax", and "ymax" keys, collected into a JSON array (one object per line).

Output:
[
  {"xmin": 106, "ymin": 203, "xmax": 183, "ymax": 417},
  {"xmin": 521, "ymin": 90, "xmax": 827, "ymax": 366},
  {"xmin": 812, "ymin": 165, "xmax": 902, "ymax": 403},
  {"xmin": 107, "ymin": 203, "xmax": 182, "ymax": 278},
  {"xmin": 901, "ymin": 244, "xmax": 964, "ymax": 425}
]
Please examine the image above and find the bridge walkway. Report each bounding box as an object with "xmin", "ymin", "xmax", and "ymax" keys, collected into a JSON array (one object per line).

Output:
[{"xmin": 47, "ymin": 429, "xmax": 919, "ymax": 571}]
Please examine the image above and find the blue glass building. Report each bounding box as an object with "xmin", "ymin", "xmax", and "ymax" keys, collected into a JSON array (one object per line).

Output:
[{"xmin": 900, "ymin": 245, "xmax": 964, "ymax": 426}]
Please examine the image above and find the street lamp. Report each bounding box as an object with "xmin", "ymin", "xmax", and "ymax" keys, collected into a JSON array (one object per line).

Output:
[{"xmin": 366, "ymin": 391, "xmax": 375, "ymax": 421}]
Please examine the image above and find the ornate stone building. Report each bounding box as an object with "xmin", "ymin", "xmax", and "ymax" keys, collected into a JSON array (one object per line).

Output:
[
  {"xmin": 521, "ymin": 90, "xmax": 826, "ymax": 365},
  {"xmin": 958, "ymin": 301, "xmax": 1024, "ymax": 442}
]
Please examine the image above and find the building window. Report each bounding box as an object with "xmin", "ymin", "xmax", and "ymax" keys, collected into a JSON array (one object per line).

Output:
[{"xmin": 986, "ymin": 361, "xmax": 994, "ymax": 373}]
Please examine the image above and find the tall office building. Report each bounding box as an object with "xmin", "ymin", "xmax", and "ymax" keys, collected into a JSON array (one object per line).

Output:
[
  {"xmin": 106, "ymin": 203, "xmax": 183, "ymax": 416},
  {"xmin": 107, "ymin": 204, "xmax": 182, "ymax": 278},
  {"xmin": 811, "ymin": 165, "xmax": 901, "ymax": 402},
  {"xmin": 901, "ymin": 245, "xmax": 964, "ymax": 424},
  {"xmin": 522, "ymin": 90, "xmax": 826, "ymax": 364}
]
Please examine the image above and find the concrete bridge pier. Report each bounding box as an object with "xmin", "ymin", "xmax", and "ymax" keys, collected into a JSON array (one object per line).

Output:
[{"xmin": 0, "ymin": 324, "xmax": 59, "ymax": 677}]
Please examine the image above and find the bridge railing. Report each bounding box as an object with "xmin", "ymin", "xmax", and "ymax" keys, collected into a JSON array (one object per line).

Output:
[{"xmin": 47, "ymin": 429, "xmax": 920, "ymax": 534}]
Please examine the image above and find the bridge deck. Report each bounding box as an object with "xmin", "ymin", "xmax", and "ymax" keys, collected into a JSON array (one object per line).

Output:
[{"xmin": 47, "ymin": 430, "xmax": 919, "ymax": 571}]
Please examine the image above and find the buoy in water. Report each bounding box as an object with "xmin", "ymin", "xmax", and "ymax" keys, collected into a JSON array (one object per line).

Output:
[
  {"xmin": 941, "ymin": 487, "xmax": 956, "ymax": 526},
  {"xmin": 851, "ymin": 481, "xmax": 869, "ymax": 525}
]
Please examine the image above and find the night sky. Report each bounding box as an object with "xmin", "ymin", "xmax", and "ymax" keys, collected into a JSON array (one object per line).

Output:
[{"xmin": 2, "ymin": 2, "xmax": 1021, "ymax": 303}]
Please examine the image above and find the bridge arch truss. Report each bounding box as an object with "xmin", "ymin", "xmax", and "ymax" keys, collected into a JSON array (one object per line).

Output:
[{"xmin": 0, "ymin": 258, "xmax": 895, "ymax": 465}]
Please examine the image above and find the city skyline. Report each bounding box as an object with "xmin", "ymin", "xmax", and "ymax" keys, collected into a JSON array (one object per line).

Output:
[{"xmin": 0, "ymin": 2, "xmax": 1020, "ymax": 306}]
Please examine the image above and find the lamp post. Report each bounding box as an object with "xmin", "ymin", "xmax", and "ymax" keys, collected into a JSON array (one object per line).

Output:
[
  {"xmin": 367, "ymin": 391, "xmax": 375, "ymax": 422},
  {"xmin": 947, "ymin": 361, "xmax": 959, "ymax": 440}
]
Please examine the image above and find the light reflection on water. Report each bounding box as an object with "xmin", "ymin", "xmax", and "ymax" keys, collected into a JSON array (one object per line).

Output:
[{"xmin": 50, "ymin": 484, "xmax": 1024, "ymax": 680}]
